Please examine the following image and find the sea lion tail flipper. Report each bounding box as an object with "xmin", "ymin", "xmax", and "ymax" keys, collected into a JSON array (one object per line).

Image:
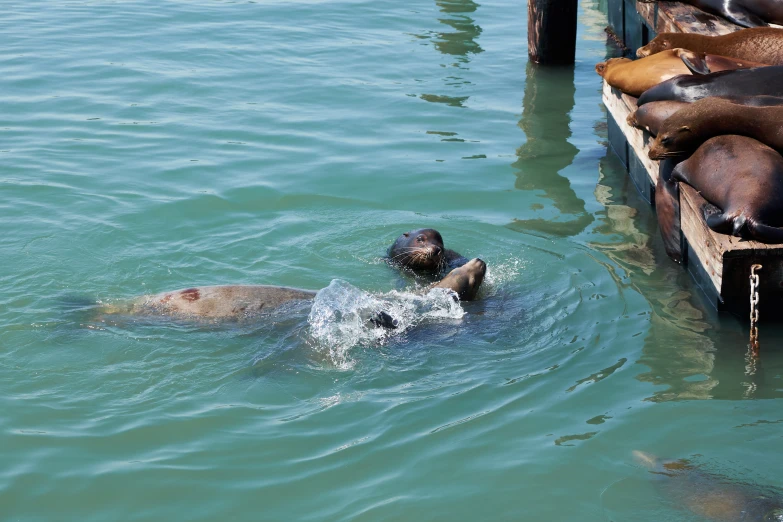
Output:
[
  {"xmin": 746, "ymin": 220, "xmax": 783, "ymax": 244},
  {"xmin": 703, "ymin": 205, "xmax": 735, "ymax": 235},
  {"xmin": 678, "ymin": 50, "xmax": 712, "ymax": 75},
  {"xmin": 369, "ymin": 310, "xmax": 398, "ymax": 329}
]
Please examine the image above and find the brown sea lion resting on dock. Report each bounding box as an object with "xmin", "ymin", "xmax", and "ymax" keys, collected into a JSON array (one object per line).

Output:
[
  {"xmin": 637, "ymin": 27, "xmax": 783, "ymax": 62},
  {"xmin": 595, "ymin": 49, "xmax": 765, "ymax": 97},
  {"xmin": 98, "ymin": 258, "xmax": 487, "ymax": 323},
  {"xmin": 387, "ymin": 228, "xmax": 469, "ymax": 275},
  {"xmin": 649, "ymin": 97, "xmax": 783, "ymax": 159},
  {"xmin": 628, "ymin": 95, "xmax": 783, "ymax": 136},
  {"xmin": 655, "ymin": 135, "xmax": 783, "ymax": 260},
  {"xmin": 634, "ymin": 451, "xmax": 783, "ymax": 521},
  {"xmin": 637, "ymin": 65, "xmax": 783, "ymax": 105}
]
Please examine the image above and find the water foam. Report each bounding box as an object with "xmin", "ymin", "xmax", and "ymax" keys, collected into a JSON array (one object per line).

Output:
[{"xmin": 307, "ymin": 279, "xmax": 464, "ymax": 368}]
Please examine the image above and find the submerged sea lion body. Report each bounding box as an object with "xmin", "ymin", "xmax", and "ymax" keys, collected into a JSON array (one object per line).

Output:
[
  {"xmin": 637, "ymin": 27, "xmax": 783, "ymax": 62},
  {"xmin": 388, "ymin": 228, "xmax": 468, "ymax": 274},
  {"xmin": 107, "ymin": 285, "xmax": 318, "ymax": 320},
  {"xmin": 98, "ymin": 257, "xmax": 487, "ymax": 326},
  {"xmin": 595, "ymin": 49, "xmax": 763, "ymax": 97},
  {"xmin": 638, "ymin": 65, "xmax": 783, "ymax": 105},
  {"xmin": 655, "ymin": 135, "xmax": 783, "ymax": 260},
  {"xmin": 649, "ymin": 97, "xmax": 783, "ymax": 159},
  {"xmin": 634, "ymin": 451, "xmax": 783, "ymax": 521}
]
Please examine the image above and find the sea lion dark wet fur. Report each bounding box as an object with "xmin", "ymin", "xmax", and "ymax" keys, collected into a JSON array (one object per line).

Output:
[
  {"xmin": 634, "ymin": 451, "xmax": 783, "ymax": 521},
  {"xmin": 628, "ymin": 95, "xmax": 783, "ymax": 136},
  {"xmin": 655, "ymin": 135, "xmax": 783, "ymax": 261},
  {"xmin": 637, "ymin": 29, "xmax": 783, "ymax": 62},
  {"xmin": 649, "ymin": 97, "xmax": 783, "ymax": 159},
  {"xmin": 627, "ymin": 101, "xmax": 690, "ymax": 136},
  {"xmin": 595, "ymin": 49, "xmax": 763, "ymax": 97},
  {"xmin": 388, "ymin": 228, "xmax": 468, "ymax": 274},
  {"xmin": 637, "ymin": 65, "xmax": 783, "ymax": 106},
  {"xmin": 430, "ymin": 258, "xmax": 486, "ymax": 301},
  {"xmin": 638, "ymin": 0, "xmax": 783, "ymax": 28}
]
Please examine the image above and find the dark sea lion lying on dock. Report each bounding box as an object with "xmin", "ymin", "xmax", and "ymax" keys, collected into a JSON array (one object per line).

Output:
[
  {"xmin": 595, "ymin": 49, "xmax": 764, "ymax": 97},
  {"xmin": 637, "ymin": 65, "xmax": 783, "ymax": 106},
  {"xmin": 639, "ymin": 0, "xmax": 783, "ymax": 28},
  {"xmin": 634, "ymin": 451, "xmax": 783, "ymax": 521},
  {"xmin": 637, "ymin": 28, "xmax": 783, "ymax": 62},
  {"xmin": 388, "ymin": 228, "xmax": 468, "ymax": 274},
  {"xmin": 655, "ymin": 135, "xmax": 783, "ymax": 260},
  {"xmin": 628, "ymin": 95, "xmax": 783, "ymax": 136},
  {"xmin": 649, "ymin": 97, "xmax": 783, "ymax": 159},
  {"xmin": 627, "ymin": 100, "xmax": 690, "ymax": 136}
]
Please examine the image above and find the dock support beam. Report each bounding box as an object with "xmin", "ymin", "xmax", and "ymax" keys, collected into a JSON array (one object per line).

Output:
[{"xmin": 527, "ymin": 0, "xmax": 579, "ymax": 65}]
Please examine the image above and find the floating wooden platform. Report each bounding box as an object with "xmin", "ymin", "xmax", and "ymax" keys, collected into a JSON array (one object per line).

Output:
[{"xmin": 603, "ymin": 1, "xmax": 783, "ymax": 318}]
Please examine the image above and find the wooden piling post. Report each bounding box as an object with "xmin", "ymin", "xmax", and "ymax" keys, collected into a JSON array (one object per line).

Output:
[{"xmin": 527, "ymin": 0, "xmax": 579, "ymax": 65}]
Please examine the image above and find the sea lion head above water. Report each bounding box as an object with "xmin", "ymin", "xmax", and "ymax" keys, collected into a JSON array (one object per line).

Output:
[
  {"xmin": 388, "ymin": 228, "xmax": 446, "ymax": 272},
  {"xmin": 431, "ymin": 258, "xmax": 486, "ymax": 301}
]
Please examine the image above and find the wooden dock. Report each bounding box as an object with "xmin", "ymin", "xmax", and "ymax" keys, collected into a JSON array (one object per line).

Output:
[{"xmin": 603, "ymin": 1, "xmax": 783, "ymax": 317}]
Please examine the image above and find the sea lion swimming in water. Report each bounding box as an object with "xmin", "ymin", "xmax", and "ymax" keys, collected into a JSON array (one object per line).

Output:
[
  {"xmin": 637, "ymin": 65, "xmax": 783, "ymax": 106},
  {"xmin": 634, "ymin": 451, "xmax": 783, "ymax": 521},
  {"xmin": 649, "ymin": 97, "xmax": 783, "ymax": 159},
  {"xmin": 97, "ymin": 257, "xmax": 488, "ymax": 324},
  {"xmin": 636, "ymin": 28, "xmax": 783, "ymax": 64},
  {"xmin": 595, "ymin": 49, "xmax": 765, "ymax": 97},
  {"xmin": 387, "ymin": 228, "xmax": 469, "ymax": 274},
  {"xmin": 655, "ymin": 135, "xmax": 783, "ymax": 261}
]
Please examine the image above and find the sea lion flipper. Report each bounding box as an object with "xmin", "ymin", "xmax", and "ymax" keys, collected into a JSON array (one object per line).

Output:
[
  {"xmin": 678, "ymin": 50, "xmax": 712, "ymax": 75},
  {"xmin": 746, "ymin": 221, "xmax": 783, "ymax": 243},
  {"xmin": 704, "ymin": 210, "xmax": 735, "ymax": 234},
  {"xmin": 724, "ymin": 7, "xmax": 767, "ymax": 28}
]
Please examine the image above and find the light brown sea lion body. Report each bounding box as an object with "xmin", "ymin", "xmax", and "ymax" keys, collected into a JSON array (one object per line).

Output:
[
  {"xmin": 104, "ymin": 285, "xmax": 318, "ymax": 320},
  {"xmin": 430, "ymin": 258, "xmax": 486, "ymax": 301},
  {"xmin": 637, "ymin": 27, "xmax": 783, "ymax": 64},
  {"xmin": 655, "ymin": 135, "xmax": 783, "ymax": 261},
  {"xmin": 596, "ymin": 49, "xmax": 764, "ymax": 96},
  {"xmin": 649, "ymin": 97, "xmax": 783, "ymax": 159}
]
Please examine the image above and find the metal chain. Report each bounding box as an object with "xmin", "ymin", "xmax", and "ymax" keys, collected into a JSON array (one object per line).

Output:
[{"xmin": 749, "ymin": 264, "xmax": 762, "ymax": 357}]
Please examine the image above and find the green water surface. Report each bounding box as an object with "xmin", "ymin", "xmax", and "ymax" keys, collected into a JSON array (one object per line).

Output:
[{"xmin": 2, "ymin": 1, "xmax": 782, "ymax": 520}]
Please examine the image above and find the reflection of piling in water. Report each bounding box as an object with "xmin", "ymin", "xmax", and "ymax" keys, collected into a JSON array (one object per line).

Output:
[
  {"xmin": 509, "ymin": 62, "xmax": 593, "ymax": 237},
  {"xmin": 433, "ymin": 0, "xmax": 483, "ymax": 60},
  {"xmin": 419, "ymin": 0, "xmax": 483, "ymax": 107}
]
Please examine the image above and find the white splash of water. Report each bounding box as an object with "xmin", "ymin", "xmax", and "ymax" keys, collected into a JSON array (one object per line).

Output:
[{"xmin": 307, "ymin": 279, "xmax": 464, "ymax": 368}]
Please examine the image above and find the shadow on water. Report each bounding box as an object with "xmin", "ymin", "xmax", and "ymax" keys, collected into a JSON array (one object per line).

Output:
[
  {"xmin": 508, "ymin": 62, "xmax": 594, "ymax": 237},
  {"xmin": 587, "ymin": 131, "xmax": 783, "ymax": 402}
]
